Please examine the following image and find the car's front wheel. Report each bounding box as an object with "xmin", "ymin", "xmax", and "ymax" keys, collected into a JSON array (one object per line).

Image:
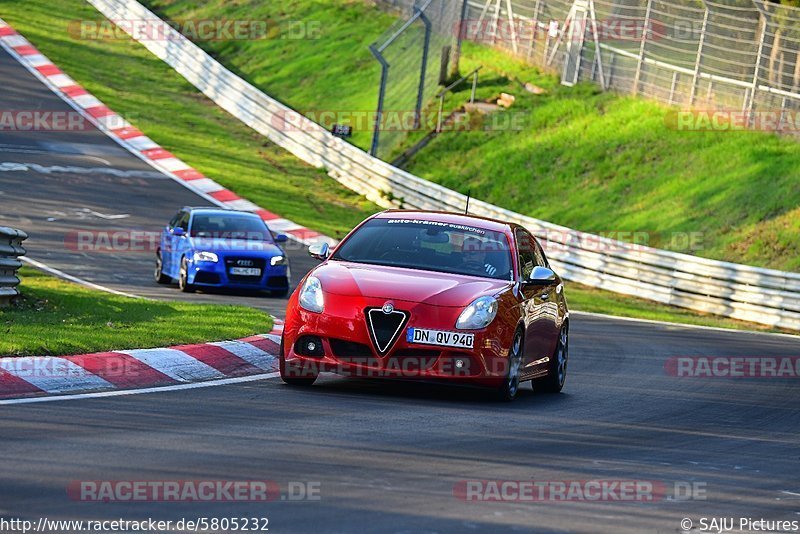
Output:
[
  {"xmin": 495, "ymin": 329, "xmax": 523, "ymax": 401},
  {"xmin": 534, "ymin": 323, "xmax": 568, "ymax": 393},
  {"xmin": 279, "ymin": 337, "xmax": 318, "ymax": 386},
  {"xmin": 178, "ymin": 256, "xmax": 195, "ymax": 293},
  {"xmin": 154, "ymin": 250, "xmax": 171, "ymax": 284}
]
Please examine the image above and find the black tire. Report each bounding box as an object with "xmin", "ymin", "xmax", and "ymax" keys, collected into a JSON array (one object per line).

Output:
[
  {"xmin": 495, "ymin": 329, "xmax": 524, "ymax": 402},
  {"xmin": 178, "ymin": 256, "xmax": 195, "ymax": 293},
  {"xmin": 534, "ymin": 323, "xmax": 568, "ymax": 393},
  {"xmin": 154, "ymin": 250, "xmax": 171, "ymax": 284},
  {"xmin": 279, "ymin": 337, "xmax": 318, "ymax": 386}
]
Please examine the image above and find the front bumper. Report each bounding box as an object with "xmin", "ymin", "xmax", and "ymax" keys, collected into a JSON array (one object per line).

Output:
[
  {"xmin": 283, "ymin": 294, "xmax": 515, "ymax": 387},
  {"xmin": 187, "ymin": 258, "xmax": 289, "ymax": 291}
]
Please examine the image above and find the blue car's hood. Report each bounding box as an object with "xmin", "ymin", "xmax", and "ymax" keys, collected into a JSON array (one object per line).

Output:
[{"xmin": 190, "ymin": 237, "xmax": 282, "ymax": 256}]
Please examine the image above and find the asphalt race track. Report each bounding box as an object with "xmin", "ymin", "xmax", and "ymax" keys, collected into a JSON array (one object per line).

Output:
[{"xmin": 1, "ymin": 45, "xmax": 799, "ymax": 533}]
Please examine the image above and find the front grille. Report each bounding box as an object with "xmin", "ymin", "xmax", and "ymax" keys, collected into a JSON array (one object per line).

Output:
[
  {"xmin": 365, "ymin": 308, "xmax": 409, "ymax": 355},
  {"xmin": 329, "ymin": 339, "xmax": 380, "ymax": 367},
  {"xmin": 386, "ymin": 349, "xmax": 440, "ymax": 372},
  {"xmin": 225, "ymin": 256, "xmax": 266, "ymax": 283}
]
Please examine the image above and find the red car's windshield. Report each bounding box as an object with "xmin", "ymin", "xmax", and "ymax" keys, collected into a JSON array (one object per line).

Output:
[
  {"xmin": 332, "ymin": 218, "xmax": 513, "ymax": 280},
  {"xmin": 190, "ymin": 214, "xmax": 272, "ymax": 241}
]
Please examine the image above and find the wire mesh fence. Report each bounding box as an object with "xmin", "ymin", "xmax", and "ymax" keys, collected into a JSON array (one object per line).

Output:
[
  {"xmin": 369, "ymin": 0, "xmax": 463, "ymax": 159},
  {"xmin": 403, "ymin": 0, "xmax": 800, "ymax": 137}
]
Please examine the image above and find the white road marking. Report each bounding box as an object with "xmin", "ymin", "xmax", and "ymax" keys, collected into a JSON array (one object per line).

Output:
[
  {"xmin": 22, "ymin": 257, "xmax": 143, "ymax": 299},
  {"xmin": 0, "ymin": 161, "xmax": 164, "ymax": 178},
  {"xmin": 119, "ymin": 348, "xmax": 225, "ymax": 382},
  {"xmin": 572, "ymin": 310, "xmax": 799, "ymax": 339},
  {"xmin": 0, "ymin": 372, "xmax": 281, "ymax": 406},
  {"xmin": 79, "ymin": 208, "xmax": 130, "ymax": 220}
]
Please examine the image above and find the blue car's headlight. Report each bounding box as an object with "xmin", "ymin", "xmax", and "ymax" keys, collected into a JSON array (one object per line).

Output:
[
  {"xmin": 270, "ymin": 255, "xmax": 287, "ymax": 266},
  {"xmin": 299, "ymin": 276, "xmax": 324, "ymax": 313},
  {"xmin": 193, "ymin": 251, "xmax": 219, "ymax": 263},
  {"xmin": 456, "ymin": 296, "xmax": 498, "ymax": 330}
]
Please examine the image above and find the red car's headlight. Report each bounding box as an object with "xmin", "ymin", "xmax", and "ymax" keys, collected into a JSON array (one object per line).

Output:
[
  {"xmin": 456, "ymin": 296, "xmax": 498, "ymax": 330},
  {"xmin": 299, "ymin": 276, "xmax": 324, "ymax": 313}
]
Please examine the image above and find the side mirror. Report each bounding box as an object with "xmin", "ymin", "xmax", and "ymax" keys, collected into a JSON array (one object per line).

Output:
[
  {"xmin": 526, "ymin": 266, "xmax": 556, "ymax": 286},
  {"xmin": 308, "ymin": 242, "xmax": 330, "ymax": 261},
  {"xmin": 172, "ymin": 227, "xmax": 186, "ymax": 237},
  {"xmin": 274, "ymin": 233, "xmax": 288, "ymax": 243}
]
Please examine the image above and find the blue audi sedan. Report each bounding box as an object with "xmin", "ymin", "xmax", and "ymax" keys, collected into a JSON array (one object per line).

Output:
[{"xmin": 155, "ymin": 207, "xmax": 290, "ymax": 296}]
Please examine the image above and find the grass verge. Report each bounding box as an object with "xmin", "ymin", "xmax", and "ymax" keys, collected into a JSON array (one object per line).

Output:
[{"xmin": 0, "ymin": 267, "xmax": 273, "ymax": 356}]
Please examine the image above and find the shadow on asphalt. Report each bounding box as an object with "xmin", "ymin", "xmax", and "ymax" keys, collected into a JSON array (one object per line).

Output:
[{"xmin": 278, "ymin": 375, "xmax": 574, "ymax": 409}]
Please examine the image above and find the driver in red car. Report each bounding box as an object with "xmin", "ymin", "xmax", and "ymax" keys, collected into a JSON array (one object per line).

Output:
[{"xmin": 462, "ymin": 236, "xmax": 498, "ymax": 277}]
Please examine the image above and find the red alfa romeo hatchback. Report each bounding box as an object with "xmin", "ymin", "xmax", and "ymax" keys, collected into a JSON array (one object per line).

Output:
[{"xmin": 280, "ymin": 210, "xmax": 569, "ymax": 400}]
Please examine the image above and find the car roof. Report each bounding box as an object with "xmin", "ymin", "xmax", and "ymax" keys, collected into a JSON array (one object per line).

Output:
[{"xmin": 374, "ymin": 210, "xmax": 513, "ymax": 234}]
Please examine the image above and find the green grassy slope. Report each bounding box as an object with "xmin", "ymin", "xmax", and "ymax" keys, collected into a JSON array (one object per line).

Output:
[{"xmin": 140, "ymin": 0, "xmax": 800, "ymax": 271}]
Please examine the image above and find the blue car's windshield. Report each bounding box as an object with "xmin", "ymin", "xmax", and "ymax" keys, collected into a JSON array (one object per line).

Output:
[
  {"xmin": 332, "ymin": 218, "xmax": 513, "ymax": 280},
  {"xmin": 190, "ymin": 214, "xmax": 272, "ymax": 241}
]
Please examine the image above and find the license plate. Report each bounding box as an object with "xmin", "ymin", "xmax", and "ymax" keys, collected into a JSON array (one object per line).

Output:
[
  {"xmin": 407, "ymin": 328, "xmax": 474, "ymax": 349},
  {"xmin": 229, "ymin": 267, "xmax": 261, "ymax": 276}
]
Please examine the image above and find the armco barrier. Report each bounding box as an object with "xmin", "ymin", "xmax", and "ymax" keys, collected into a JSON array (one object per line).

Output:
[
  {"xmin": 86, "ymin": 0, "xmax": 800, "ymax": 330},
  {"xmin": 0, "ymin": 227, "xmax": 27, "ymax": 306}
]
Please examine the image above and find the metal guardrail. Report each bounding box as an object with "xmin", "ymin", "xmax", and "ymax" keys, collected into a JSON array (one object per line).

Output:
[
  {"xmin": 86, "ymin": 0, "xmax": 800, "ymax": 331},
  {"xmin": 0, "ymin": 227, "xmax": 27, "ymax": 306}
]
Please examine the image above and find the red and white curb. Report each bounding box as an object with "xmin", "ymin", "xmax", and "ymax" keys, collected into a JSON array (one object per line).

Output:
[
  {"xmin": 0, "ymin": 18, "xmax": 335, "ymax": 247},
  {"xmin": 0, "ymin": 321, "xmax": 284, "ymax": 401}
]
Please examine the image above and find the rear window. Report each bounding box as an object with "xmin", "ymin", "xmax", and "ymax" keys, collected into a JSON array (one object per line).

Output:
[{"xmin": 332, "ymin": 218, "xmax": 513, "ymax": 280}]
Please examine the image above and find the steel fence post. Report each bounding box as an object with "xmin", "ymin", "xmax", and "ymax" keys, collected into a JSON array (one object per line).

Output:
[
  {"xmin": 370, "ymin": 45, "xmax": 390, "ymax": 157},
  {"xmin": 689, "ymin": 1, "xmax": 709, "ymax": 106},
  {"xmin": 632, "ymin": 0, "xmax": 653, "ymax": 95},
  {"xmin": 749, "ymin": 0, "xmax": 769, "ymax": 125},
  {"xmin": 416, "ymin": 9, "xmax": 432, "ymax": 130},
  {"xmin": 450, "ymin": 0, "xmax": 469, "ymax": 79}
]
